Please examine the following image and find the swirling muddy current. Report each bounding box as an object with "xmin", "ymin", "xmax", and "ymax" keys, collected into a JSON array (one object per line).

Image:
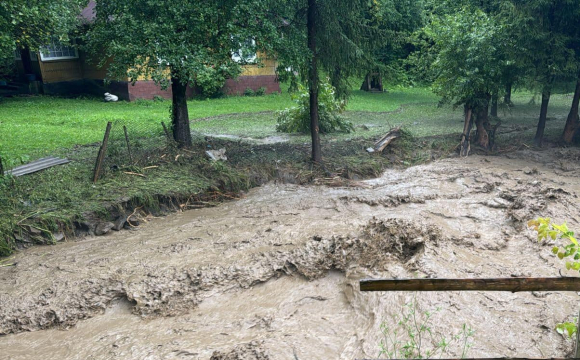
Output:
[{"xmin": 2, "ymin": 148, "xmax": 580, "ymax": 360}]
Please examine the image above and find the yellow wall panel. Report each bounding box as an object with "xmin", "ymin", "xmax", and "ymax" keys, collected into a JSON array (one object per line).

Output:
[{"xmin": 39, "ymin": 59, "xmax": 83, "ymax": 83}]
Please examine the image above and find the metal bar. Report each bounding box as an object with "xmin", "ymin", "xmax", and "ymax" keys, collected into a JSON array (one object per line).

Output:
[
  {"xmin": 360, "ymin": 277, "xmax": 580, "ymax": 293},
  {"xmin": 5, "ymin": 157, "xmax": 70, "ymax": 177}
]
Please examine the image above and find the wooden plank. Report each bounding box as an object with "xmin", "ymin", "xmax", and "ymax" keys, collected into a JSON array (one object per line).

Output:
[
  {"xmin": 5, "ymin": 157, "xmax": 70, "ymax": 177},
  {"xmin": 360, "ymin": 277, "xmax": 580, "ymax": 293}
]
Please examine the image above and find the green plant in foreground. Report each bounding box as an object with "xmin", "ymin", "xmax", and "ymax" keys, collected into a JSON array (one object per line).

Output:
[
  {"xmin": 528, "ymin": 218, "xmax": 579, "ymax": 271},
  {"xmin": 379, "ymin": 298, "xmax": 475, "ymax": 359},
  {"xmin": 276, "ymin": 80, "xmax": 354, "ymax": 134},
  {"xmin": 529, "ymin": 217, "xmax": 579, "ymax": 338}
]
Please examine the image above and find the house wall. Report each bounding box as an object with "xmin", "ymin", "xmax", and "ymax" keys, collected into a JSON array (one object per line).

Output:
[
  {"xmin": 39, "ymin": 58, "xmax": 83, "ymax": 83},
  {"xmin": 32, "ymin": 49, "xmax": 279, "ymax": 100}
]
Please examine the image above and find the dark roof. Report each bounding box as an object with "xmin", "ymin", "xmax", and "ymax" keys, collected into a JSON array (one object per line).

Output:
[{"xmin": 80, "ymin": 0, "xmax": 96, "ymax": 22}]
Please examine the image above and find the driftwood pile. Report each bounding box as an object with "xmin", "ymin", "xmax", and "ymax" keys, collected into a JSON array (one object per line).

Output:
[{"xmin": 367, "ymin": 127, "xmax": 402, "ymax": 153}]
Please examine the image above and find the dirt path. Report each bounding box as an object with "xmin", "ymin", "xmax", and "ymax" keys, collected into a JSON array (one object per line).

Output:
[{"xmin": 2, "ymin": 148, "xmax": 580, "ymax": 359}]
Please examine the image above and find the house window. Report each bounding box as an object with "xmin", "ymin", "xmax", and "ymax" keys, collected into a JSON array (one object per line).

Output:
[
  {"xmin": 232, "ymin": 39, "xmax": 257, "ymax": 64},
  {"xmin": 39, "ymin": 38, "xmax": 78, "ymax": 61}
]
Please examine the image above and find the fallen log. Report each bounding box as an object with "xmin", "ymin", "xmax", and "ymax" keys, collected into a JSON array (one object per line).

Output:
[
  {"xmin": 372, "ymin": 127, "xmax": 401, "ymax": 152},
  {"xmin": 360, "ymin": 277, "xmax": 580, "ymax": 292}
]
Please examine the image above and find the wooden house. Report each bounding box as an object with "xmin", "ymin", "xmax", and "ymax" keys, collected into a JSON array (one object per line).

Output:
[{"xmin": 14, "ymin": 1, "xmax": 280, "ymax": 101}]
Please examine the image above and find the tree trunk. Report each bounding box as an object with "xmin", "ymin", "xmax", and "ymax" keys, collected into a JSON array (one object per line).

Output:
[
  {"xmin": 307, "ymin": 0, "xmax": 321, "ymax": 163},
  {"xmin": 491, "ymin": 94, "xmax": 498, "ymax": 117},
  {"xmin": 460, "ymin": 105, "xmax": 473, "ymax": 157},
  {"xmin": 504, "ymin": 83, "xmax": 513, "ymax": 107},
  {"xmin": 474, "ymin": 98, "xmax": 490, "ymax": 149},
  {"xmin": 534, "ymin": 91, "xmax": 551, "ymax": 147},
  {"xmin": 562, "ymin": 77, "xmax": 580, "ymax": 144},
  {"xmin": 171, "ymin": 77, "xmax": 192, "ymax": 148}
]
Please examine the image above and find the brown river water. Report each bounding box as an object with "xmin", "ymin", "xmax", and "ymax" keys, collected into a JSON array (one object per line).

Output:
[{"xmin": 2, "ymin": 148, "xmax": 580, "ymax": 360}]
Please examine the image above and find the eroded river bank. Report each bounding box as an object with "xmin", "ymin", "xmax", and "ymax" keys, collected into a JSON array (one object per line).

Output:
[{"xmin": 2, "ymin": 148, "xmax": 580, "ymax": 359}]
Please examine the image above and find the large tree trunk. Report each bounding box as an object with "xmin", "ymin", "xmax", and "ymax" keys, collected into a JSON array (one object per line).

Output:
[
  {"xmin": 474, "ymin": 97, "xmax": 491, "ymax": 149},
  {"xmin": 504, "ymin": 83, "xmax": 513, "ymax": 107},
  {"xmin": 307, "ymin": 0, "xmax": 321, "ymax": 163},
  {"xmin": 171, "ymin": 77, "xmax": 192, "ymax": 148},
  {"xmin": 534, "ymin": 91, "xmax": 551, "ymax": 147},
  {"xmin": 491, "ymin": 94, "xmax": 498, "ymax": 117},
  {"xmin": 460, "ymin": 105, "xmax": 473, "ymax": 157},
  {"xmin": 562, "ymin": 76, "xmax": 580, "ymax": 144}
]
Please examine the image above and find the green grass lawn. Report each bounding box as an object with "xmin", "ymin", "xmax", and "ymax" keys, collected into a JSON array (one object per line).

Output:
[{"xmin": 0, "ymin": 86, "xmax": 575, "ymax": 166}]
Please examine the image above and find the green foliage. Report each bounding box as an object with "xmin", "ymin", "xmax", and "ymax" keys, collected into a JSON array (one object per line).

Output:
[
  {"xmin": 272, "ymin": 0, "xmax": 379, "ymax": 99},
  {"xmin": 0, "ymin": 0, "xmax": 85, "ymax": 59},
  {"xmin": 85, "ymin": 0, "xmax": 276, "ymax": 90},
  {"xmin": 422, "ymin": 7, "xmax": 509, "ymax": 108},
  {"xmin": 244, "ymin": 88, "xmax": 255, "ymax": 97},
  {"xmin": 529, "ymin": 217, "xmax": 579, "ymax": 338},
  {"xmin": 276, "ymin": 81, "xmax": 353, "ymax": 134},
  {"xmin": 529, "ymin": 218, "xmax": 579, "ymax": 270},
  {"xmin": 0, "ymin": 55, "xmax": 15, "ymax": 81},
  {"xmin": 556, "ymin": 321, "xmax": 577, "ymax": 338},
  {"xmin": 367, "ymin": 0, "xmax": 426, "ymax": 86},
  {"xmin": 255, "ymin": 87, "xmax": 266, "ymax": 96},
  {"xmin": 379, "ymin": 298, "xmax": 475, "ymax": 359}
]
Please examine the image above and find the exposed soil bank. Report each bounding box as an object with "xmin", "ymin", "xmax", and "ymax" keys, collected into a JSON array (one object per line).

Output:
[{"xmin": 1, "ymin": 148, "xmax": 580, "ymax": 359}]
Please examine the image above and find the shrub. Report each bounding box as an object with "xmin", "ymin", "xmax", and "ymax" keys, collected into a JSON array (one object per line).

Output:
[
  {"xmin": 255, "ymin": 87, "xmax": 266, "ymax": 96},
  {"xmin": 276, "ymin": 81, "xmax": 353, "ymax": 134},
  {"xmin": 244, "ymin": 87, "xmax": 255, "ymax": 96}
]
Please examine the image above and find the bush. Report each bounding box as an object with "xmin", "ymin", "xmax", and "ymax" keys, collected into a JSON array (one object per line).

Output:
[
  {"xmin": 255, "ymin": 87, "xmax": 266, "ymax": 96},
  {"xmin": 276, "ymin": 81, "xmax": 353, "ymax": 134},
  {"xmin": 244, "ymin": 87, "xmax": 255, "ymax": 96}
]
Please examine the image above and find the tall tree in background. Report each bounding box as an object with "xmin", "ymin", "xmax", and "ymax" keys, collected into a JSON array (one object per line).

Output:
[
  {"xmin": 559, "ymin": 1, "xmax": 580, "ymax": 143},
  {"xmin": 422, "ymin": 7, "xmax": 510, "ymax": 155},
  {"xmin": 274, "ymin": 0, "xmax": 375, "ymax": 162},
  {"xmin": 85, "ymin": 0, "xmax": 277, "ymax": 148},
  {"xmin": 0, "ymin": 0, "xmax": 86, "ymax": 71},
  {"xmin": 508, "ymin": 0, "xmax": 578, "ymax": 146},
  {"xmin": 363, "ymin": 0, "xmax": 425, "ymax": 89}
]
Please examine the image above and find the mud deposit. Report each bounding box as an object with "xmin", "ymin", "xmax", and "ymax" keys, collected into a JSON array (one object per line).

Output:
[{"xmin": 2, "ymin": 148, "xmax": 580, "ymax": 359}]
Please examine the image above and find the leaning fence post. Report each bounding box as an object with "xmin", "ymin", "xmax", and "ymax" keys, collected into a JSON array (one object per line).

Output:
[
  {"xmin": 123, "ymin": 125, "xmax": 133, "ymax": 164},
  {"xmin": 93, "ymin": 121, "xmax": 112, "ymax": 183}
]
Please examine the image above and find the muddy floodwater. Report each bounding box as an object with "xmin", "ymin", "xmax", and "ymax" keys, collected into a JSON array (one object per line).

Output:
[{"xmin": 2, "ymin": 149, "xmax": 580, "ymax": 360}]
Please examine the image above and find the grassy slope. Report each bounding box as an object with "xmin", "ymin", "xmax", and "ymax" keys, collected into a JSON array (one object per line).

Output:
[{"xmin": 0, "ymin": 86, "xmax": 577, "ymax": 256}]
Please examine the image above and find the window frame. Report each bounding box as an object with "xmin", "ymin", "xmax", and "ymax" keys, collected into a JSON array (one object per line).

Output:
[
  {"xmin": 39, "ymin": 38, "xmax": 79, "ymax": 62},
  {"xmin": 232, "ymin": 38, "xmax": 257, "ymax": 64}
]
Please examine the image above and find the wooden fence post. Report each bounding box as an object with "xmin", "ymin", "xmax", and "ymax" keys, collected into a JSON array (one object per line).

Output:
[
  {"xmin": 93, "ymin": 122, "xmax": 112, "ymax": 183},
  {"xmin": 0, "ymin": 155, "xmax": 4, "ymax": 176}
]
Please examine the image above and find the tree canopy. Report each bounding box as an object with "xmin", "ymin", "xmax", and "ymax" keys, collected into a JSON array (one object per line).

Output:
[
  {"xmin": 85, "ymin": 0, "xmax": 278, "ymax": 147},
  {"xmin": 0, "ymin": 0, "xmax": 85, "ymax": 59}
]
